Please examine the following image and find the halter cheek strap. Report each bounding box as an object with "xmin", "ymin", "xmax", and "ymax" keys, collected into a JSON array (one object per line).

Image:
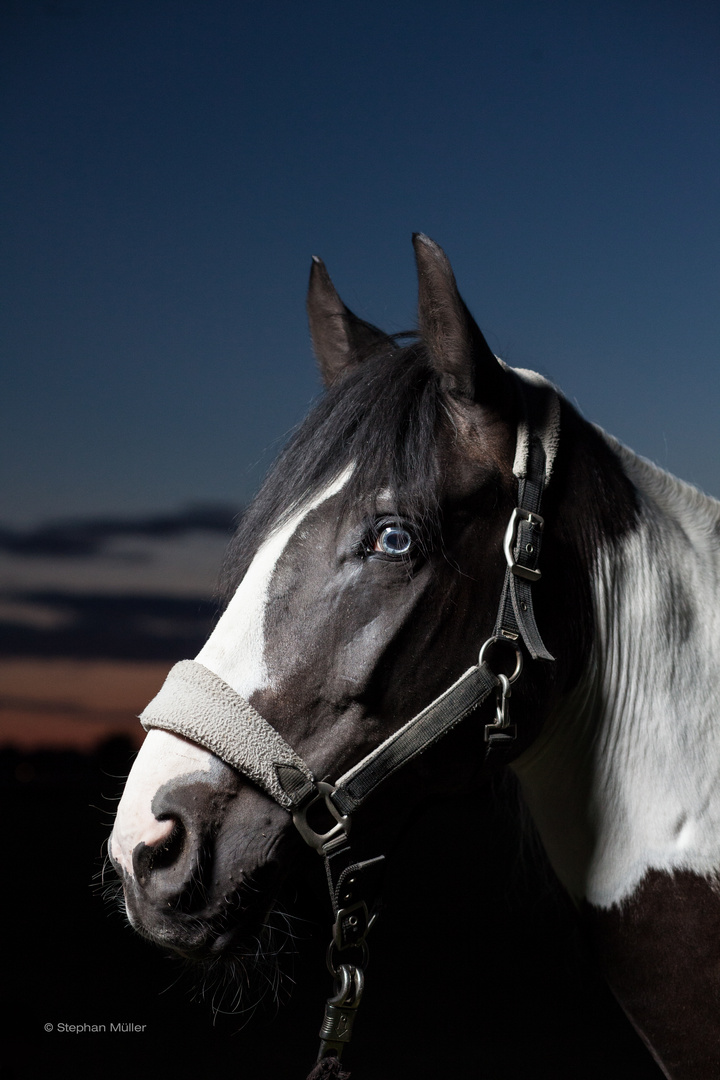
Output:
[
  {"xmin": 139, "ymin": 370, "xmax": 558, "ymax": 1068},
  {"xmin": 495, "ymin": 365, "xmax": 559, "ymax": 662}
]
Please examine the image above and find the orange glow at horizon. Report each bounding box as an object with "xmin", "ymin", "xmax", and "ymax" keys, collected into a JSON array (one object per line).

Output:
[{"xmin": 0, "ymin": 659, "xmax": 174, "ymax": 752}]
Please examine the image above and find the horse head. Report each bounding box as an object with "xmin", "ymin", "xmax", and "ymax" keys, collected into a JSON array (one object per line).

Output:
[{"xmin": 109, "ymin": 235, "xmax": 649, "ymax": 1069}]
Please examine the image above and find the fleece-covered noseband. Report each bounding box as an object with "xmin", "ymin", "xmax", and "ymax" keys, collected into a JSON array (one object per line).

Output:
[
  {"xmin": 139, "ymin": 371, "xmax": 560, "ymax": 1067},
  {"xmin": 140, "ymin": 658, "xmax": 315, "ymax": 811}
]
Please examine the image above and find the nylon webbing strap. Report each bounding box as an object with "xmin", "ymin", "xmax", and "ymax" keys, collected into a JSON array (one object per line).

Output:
[{"xmin": 329, "ymin": 662, "xmax": 499, "ymax": 817}]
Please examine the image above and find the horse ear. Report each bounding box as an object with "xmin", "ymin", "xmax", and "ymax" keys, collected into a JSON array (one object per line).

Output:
[
  {"xmin": 307, "ymin": 256, "xmax": 392, "ymax": 388},
  {"xmin": 413, "ymin": 233, "xmax": 506, "ymax": 404}
]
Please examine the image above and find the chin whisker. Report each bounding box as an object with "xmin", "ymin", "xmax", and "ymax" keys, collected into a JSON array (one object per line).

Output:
[{"xmin": 185, "ymin": 902, "xmax": 305, "ymax": 1024}]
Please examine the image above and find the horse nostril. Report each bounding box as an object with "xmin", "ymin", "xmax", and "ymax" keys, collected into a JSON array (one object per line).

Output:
[{"xmin": 132, "ymin": 818, "xmax": 184, "ymax": 885}]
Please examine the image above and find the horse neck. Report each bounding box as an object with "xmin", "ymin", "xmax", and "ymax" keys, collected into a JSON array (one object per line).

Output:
[{"xmin": 513, "ymin": 431, "xmax": 720, "ymax": 909}]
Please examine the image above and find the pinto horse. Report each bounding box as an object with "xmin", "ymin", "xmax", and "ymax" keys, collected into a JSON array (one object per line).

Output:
[{"xmin": 109, "ymin": 235, "xmax": 720, "ymax": 1079}]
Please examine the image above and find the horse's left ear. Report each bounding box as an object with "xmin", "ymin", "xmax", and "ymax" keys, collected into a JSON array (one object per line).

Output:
[
  {"xmin": 307, "ymin": 256, "xmax": 393, "ymax": 388},
  {"xmin": 413, "ymin": 233, "xmax": 507, "ymax": 406}
]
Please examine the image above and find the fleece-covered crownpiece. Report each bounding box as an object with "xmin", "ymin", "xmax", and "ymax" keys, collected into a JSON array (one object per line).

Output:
[{"xmin": 503, "ymin": 365, "xmax": 561, "ymax": 485}]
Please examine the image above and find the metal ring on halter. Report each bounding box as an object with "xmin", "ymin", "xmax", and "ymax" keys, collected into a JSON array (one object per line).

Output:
[
  {"xmin": 478, "ymin": 635, "xmax": 523, "ymax": 684},
  {"xmin": 326, "ymin": 939, "xmax": 370, "ymax": 978},
  {"xmin": 327, "ymin": 963, "xmax": 365, "ymax": 1009}
]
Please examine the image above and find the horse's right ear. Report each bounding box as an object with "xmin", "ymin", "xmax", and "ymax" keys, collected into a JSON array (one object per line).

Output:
[
  {"xmin": 413, "ymin": 233, "xmax": 507, "ymax": 408},
  {"xmin": 307, "ymin": 256, "xmax": 392, "ymax": 388}
]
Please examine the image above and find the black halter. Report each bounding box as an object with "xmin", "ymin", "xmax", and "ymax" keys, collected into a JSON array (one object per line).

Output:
[{"xmin": 140, "ymin": 376, "xmax": 558, "ymax": 1070}]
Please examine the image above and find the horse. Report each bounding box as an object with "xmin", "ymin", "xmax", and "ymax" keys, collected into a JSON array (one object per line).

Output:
[{"xmin": 109, "ymin": 234, "xmax": 720, "ymax": 1079}]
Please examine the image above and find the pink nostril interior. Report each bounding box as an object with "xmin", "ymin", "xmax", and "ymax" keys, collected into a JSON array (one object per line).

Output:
[
  {"xmin": 110, "ymin": 728, "xmax": 216, "ymax": 878},
  {"xmin": 142, "ymin": 817, "xmax": 175, "ymax": 848},
  {"xmin": 111, "ymin": 811, "xmax": 176, "ymax": 876}
]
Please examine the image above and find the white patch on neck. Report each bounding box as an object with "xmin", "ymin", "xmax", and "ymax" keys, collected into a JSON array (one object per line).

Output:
[
  {"xmin": 196, "ymin": 466, "xmax": 353, "ymax": 698},
  {"xmin": 513, "ymin": 440, "xmax": 720, "ymax": 909}
]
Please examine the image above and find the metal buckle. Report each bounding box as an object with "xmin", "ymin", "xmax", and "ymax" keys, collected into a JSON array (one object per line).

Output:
[
  {"xmin": 503, "ymin": 507, "xmax": 544, "ymax": 582},
  {"xmin": 292, "ymin": 781, "xmax": 351, "ymax": 854},
  {"xmin": 333, "ymin": 899, "xmax": 371, "ymax": 951}
]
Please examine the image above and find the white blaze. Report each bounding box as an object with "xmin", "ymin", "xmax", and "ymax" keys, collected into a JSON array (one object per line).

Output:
[
  {"xmin": 195, "ymin": 466, "xmax": 353, "ymax": 695},
  {"xmin": 111, "ymin": 467, "xmax": 353, "ymax": 878},
  {"xmin": 110, "ymin": 729, "xmax": 214, "ymax": 874}
]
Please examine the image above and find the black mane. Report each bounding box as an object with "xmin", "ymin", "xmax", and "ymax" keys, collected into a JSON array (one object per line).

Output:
[{"xmin": 219, "ymin": 340, "xmax": 450, "ymax": 603}]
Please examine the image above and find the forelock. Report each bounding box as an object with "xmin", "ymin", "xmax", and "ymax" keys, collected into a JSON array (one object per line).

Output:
[{"xmin": 218, "ymin": 342, "xmax": 448, "ymax": 604}]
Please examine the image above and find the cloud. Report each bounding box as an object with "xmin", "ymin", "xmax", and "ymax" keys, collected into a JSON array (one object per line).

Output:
[
  {"xmin": 0, "ymin": 505, "xmax": 239, "ymax": 559},
  {"xmin": 0, "ymin": 506, "xmax": 243, "ymax": 658},
  {"xmin": 0, "ymin": 590, "xmax": 217, "ymax": 660}
]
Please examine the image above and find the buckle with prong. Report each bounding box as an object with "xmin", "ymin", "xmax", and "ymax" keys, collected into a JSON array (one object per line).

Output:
[{"xmin": 503, "ymin": 507, "xmax": 544, "ymax": 582}]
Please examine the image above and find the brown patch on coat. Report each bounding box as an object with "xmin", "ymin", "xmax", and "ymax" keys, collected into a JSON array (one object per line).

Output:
[{"xmin": 586, "ymin": 868, "xmax": 720, "ymax": 1079}]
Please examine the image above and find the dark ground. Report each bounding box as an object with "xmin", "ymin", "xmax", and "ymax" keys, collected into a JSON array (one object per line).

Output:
[{"xmin": 1, "ymin": 738, "xmax": 664, "ymax": 1080}]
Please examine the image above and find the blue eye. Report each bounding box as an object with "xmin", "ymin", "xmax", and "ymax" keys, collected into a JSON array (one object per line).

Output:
[{"xmin": 374, "ymin": 525, "xmax": 413, "ymax": 556}]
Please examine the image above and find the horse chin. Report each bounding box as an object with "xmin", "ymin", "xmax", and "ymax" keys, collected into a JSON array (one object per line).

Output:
[
  {"xmin": 119, "ymin": 873, "xmax": 278, "ymax": 961},
  {"xmin": 118, "ymin": 876, "xmax": 300, "ymax": 1017}
]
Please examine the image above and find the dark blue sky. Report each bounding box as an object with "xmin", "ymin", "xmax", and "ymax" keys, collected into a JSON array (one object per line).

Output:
[{"xmin": 3, "ymin": 0, "xmax": 719, "ymax": 528}]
